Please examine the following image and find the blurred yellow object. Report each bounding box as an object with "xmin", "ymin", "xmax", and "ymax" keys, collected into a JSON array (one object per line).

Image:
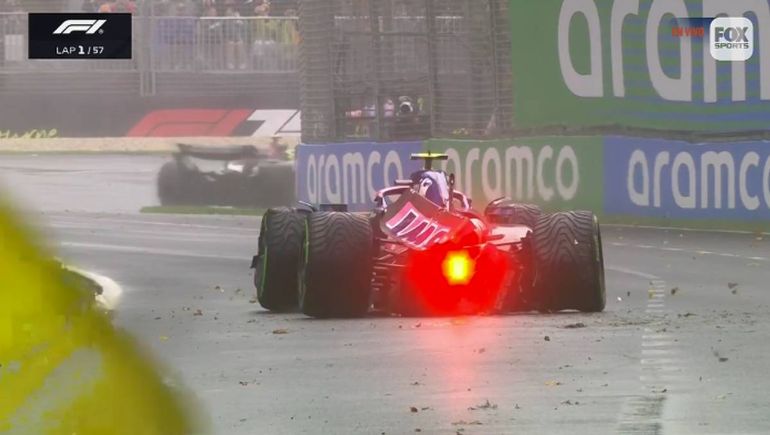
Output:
[{"xmin": 0, "ymin": 201, "xmax": 202, "ymax": 434}]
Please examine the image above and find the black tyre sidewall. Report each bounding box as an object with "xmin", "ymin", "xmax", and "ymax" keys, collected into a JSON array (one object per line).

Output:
[
  {"xmin": 255, "ymin": 207, "xmax": 305, "ymax": 311},
  {"xmin": 532, "ymin": 211, "xmax": 606, "ymax": 312},
  {"xmin": 157, "ymin": 161, "xmax": 182, "ymax": 205},
  {"xmin": 299, "ymin": 212, "xmax": 373, "ymax": 318}
]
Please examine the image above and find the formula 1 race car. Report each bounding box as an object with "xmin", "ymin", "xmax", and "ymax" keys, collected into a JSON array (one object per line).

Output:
[
  {"xmin": 157, "ymin": 144, "xmax": 295, "ymax": 208},
  {"xmin": 252, "ymin": 153, "xmax": 605, "ymax": 317}
]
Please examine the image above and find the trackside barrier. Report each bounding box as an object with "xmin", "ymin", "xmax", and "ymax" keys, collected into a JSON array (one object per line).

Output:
[
  {"xmin": 423, "ymin": 137, "xmax": 605, "ymax": 212},
  {"xmin": 605, "ymin": 136, "xmax": 770, "ymax": 221},
  {"xmin": 295, "ymin": 138, "xmax": 769, "ymax": 230},
  {"xmin": 295, "ymin": 142, "xmax": 422, "ymax": 211}
]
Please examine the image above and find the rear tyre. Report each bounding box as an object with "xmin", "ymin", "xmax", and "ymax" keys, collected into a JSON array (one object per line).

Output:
[
  {"xmin": 254, "ymin": 207, "xmax": 305, "ymax": 311},
  {"xmin": 157, "ymin": 161, "xmax": 184, "ymax": 205},
  {"xmin": 531, "ymin": 211, "xmax": 606, "ymax": 312},
  {"xmin": 299, "ymin": 212, "xmax": 373, "ymax": 318},
  {"xmin": 485, "ymin": 200, "xmax": 542, "ymax": 228}
]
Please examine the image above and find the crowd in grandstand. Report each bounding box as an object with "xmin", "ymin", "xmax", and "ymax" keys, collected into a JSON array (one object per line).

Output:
[
  {"xmin": 152, "ymin": 1, "xmax": 300, "ymax": 71},
  {"xmin": 0, "ymin": 0, "xmax": 297, "ymax": 16},
  {"xmin": 81, "ymin": 0, "xmax": 137, "ymax": 13},
  {"xmin": 150, "ymin": 0, "xmax": 297, "ymax": 17}
]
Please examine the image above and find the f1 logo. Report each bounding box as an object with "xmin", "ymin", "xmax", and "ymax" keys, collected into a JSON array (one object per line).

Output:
[
  {"xmin": 52, "ymin": 19, "xmax": 106, "ymax": 35},
  {"xmin": 710, "ymin": 17, "xmax": 754, "ymax": 61}
]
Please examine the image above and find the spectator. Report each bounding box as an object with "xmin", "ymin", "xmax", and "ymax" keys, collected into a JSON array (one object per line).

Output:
[
  {"xmin": 169, "ymin": 1, "xmax": 195, "ymax": 69},
  {"xmin": 112, "ymin": 0, "xmax": 137, "ymax": 13},
  {"xmin": 228, "ymin": 0, "xmax": 256, "ymax": 17},
  {"xmin": 223, "ymin": 4, "xmax": 246, "ymax": 69},
  {"xmin": 199, "ymin": 0, "xmax": 218, "ymax": 15},
  {"xmin": 253, "ymin": 0, "xmax": 269, "ymax": 16},
  {"xmin": 197, "ymin": 5, "xmax": 224, "ymax": 69},
  {"xmin": 81, "ymin": 0, "xmax": 98, "ymax": 12},
  {"xmin": 97, "ymin": 0, "xmax": 135, "ymax": 13},
  {"xmin": 0, "ymin": 0, "xmax": 20, "ymax": 13}
]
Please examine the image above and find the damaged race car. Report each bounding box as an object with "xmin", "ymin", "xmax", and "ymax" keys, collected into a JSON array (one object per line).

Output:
[
  {"xmin": 252, "ymin": 153, "xmax": 605, "ymax": 317},
  {"xmin": 157, "ymin": 143, "xmax": 295, "ymax": 208}
]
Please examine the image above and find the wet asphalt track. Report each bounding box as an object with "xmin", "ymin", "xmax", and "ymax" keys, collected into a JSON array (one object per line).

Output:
[{"xmin": 2, "ymin": 154, "xmax": 770, "ymax": 434}]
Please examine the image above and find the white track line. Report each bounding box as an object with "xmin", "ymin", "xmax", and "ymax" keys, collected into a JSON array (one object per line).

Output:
[
  {"xmin": 605, "ymin": 223, "xmax": 770, "ymax": 236},
  {"xmin": 609, "ymin": 242, "xmax": 769, "ymax": 263},
  {"xmin": 606, "ymin": 265, "xmax": 660, "ymax": 280},
  {"xmin": 63, "ymin": 265, "xmax": 123, "ymax": 310},
  {"xmin": 48, "ymin": 216, "xmax": 261, "ymax": 232},
  {"xmin": 59, "ymin": 241, "xmax": 246, "ymax": 261}
]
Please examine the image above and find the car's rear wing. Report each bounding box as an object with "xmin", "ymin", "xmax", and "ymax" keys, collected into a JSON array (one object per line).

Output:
[
  {"xmin": 380, "ymin": 190, "xmax": 468, "ymax": 251},
  {"xmin": 176, "ymin": 144, "xmax": 263, "ymax": 161}
]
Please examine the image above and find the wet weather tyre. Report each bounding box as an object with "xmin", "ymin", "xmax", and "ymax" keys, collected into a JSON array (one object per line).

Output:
[
  {"xmin": 531, "ymin": 211, "xmax": 606, "ymax": 312},
  {"xmin": 485, "ymin": 201, "xmax": 542, "ymax": 228},
  {"xmin": 254, "ymin": 207, "xmax": 305, "ymax": 311},
  {"xmin": 157, "ymin": 161, "xmax": 184, "ymax": 205},
  {"xmin": 299, "ymin": 212, "xmax": 373, "ymax": 318}
]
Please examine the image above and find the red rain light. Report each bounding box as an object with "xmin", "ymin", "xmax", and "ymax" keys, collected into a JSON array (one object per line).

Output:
[{"xmin": 442, "ymin": 250, "xmax": 475, "ymax": 285}]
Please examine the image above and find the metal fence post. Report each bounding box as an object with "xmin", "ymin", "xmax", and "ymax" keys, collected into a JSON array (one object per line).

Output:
[
  {"xmin": 425, "ymin": 0, "xmax": 438, "ymax": 139},
  {"xmin": 368, "ymin": 0, "xmax": 382, "ymax": 141}
]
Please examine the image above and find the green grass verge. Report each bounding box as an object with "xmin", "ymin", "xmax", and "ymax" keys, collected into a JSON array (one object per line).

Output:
[{"xmin": 140, "ymin": 205, "xmax": 266, "ymax": 216}]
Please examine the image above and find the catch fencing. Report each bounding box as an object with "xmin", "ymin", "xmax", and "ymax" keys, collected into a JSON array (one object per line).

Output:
[
  {"xmin": 298, "ymin": 0, "xmax": 513, "ymax": 143},
  {"xmin": 0, "ymin": 12, "xmax": 299, "ymax": 95}
]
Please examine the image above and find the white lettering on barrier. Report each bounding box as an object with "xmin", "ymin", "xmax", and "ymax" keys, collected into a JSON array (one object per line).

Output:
[
  {"xmin": 307, "ymin": 154, "xmax": 317, "ymax": 203},
  {"xmin": 701, "ymin": 151, "xmax": 736, "ymax": 209},
  {"xmin": 325, "ymin": 154, "xmax": 342, "ymax": 204},
  {"xmin": 444, "ymin": 148, "xmax": 463, "ymax": 191},
  {"xmin": 444, "ymin": 145, "xmax": 580, "ymax": 203},
  {"xmin": 558, "ymin": 0, "xmax": 604, "ymax": 98},
  {"xmin": 537, "ymin": 145, "xmax": 556, "ymax": 201},
  {"xmin": 629, "ymin": 150, "xmax": 650, "ymax": 206},
  {"xmin": 383, "ymin": 151, "xmax": 405, "ymax": 191},
  {"xmin": 611, "ymin": 0, "xmax": 640, "ymax": 97},
  {"xmin": 556, "ymin": 146, "xmax": 580, "ymax": 200},
  {"xmin": 653, "ymin": 151, "xmax": 670, "ymax": 207},
  {"xmin": 646, "ymin": 0, "xmax": 692, "ymax": 102},
  {"xmin": 627, "ymin": 148, "xmax": 770, "ymax": 211},
  {"xmin": 739, "ymin": 152, "xmax": 760, "ymax": 210},
  {"xmin": 561, "ymin": 0, "xmax": 769, "ymax": 102},
  {"xmin": 465, "ymin": 148, "xmax": 480, "ymax": 198},
  {"xmin": 366, "ymin": 151, "xmax": 381, "ymax": 202},
  {"xmin": 343, "ymin": 152, "xmax": 366, "ymax": 205},
  {"xmin": 672, "ymin": 151, "xmax": 697, "ymax": 209},
  {"xmin": 304, "ymin": 150, "xmax": 404, "ymax": 205},
  {"xmin": 481, "ymin": 147, "xmax": 503, "ymax": 200},
  {"xmin": 764, "ymin": 157, "xmax": 770, "ymax": 208},
  {"xmin": 506, "ymin": 146, "xmax": 535, "ymax": 199}
]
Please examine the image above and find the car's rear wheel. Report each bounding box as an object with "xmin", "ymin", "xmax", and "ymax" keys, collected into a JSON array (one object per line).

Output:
[
  {"xmin": 157, "ymin": 161, "xmax": 184, "ymax": 205},
  {"xmin": 484, "ymin": 200, "xmax": 542, "ymax": 228},
  {"xmin": 531, "ymin": 211, "xmax": 606, "ymax": 312},
  {"xmin": 253, "ymin": 207, "xmax": 305, "ymax": 311},
  {"xmin": 298, "ymin": 212, "xmax": 373, "ymax": 318}
]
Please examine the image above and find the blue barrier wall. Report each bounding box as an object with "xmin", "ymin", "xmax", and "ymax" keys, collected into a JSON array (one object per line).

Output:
[
  {"xmin": 295, "ymin": 141, "xmax": 422, "ymax": 211},
  {"xmin": 295, "ymin": 138, "xmax": 770, "ymax": 228},
  {"xmin": 605, "ymin": 137, "xmax": 770, "ymax": 221}
]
